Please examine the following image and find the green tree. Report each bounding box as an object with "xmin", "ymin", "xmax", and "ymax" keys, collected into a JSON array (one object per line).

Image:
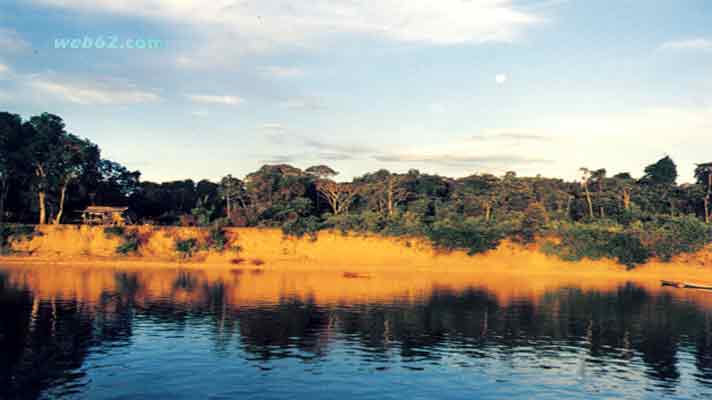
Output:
[
  {"xmin": 0, "ymin": 113, "xmax": 30, "ymax": 224},
  {"xmin": 305, "ymin": 165, "xmax": 338, "ymax": 179},
  {"xmin": 641, "ymin": 156, "xmax": 678, "ymax": 186},
  {"xmin": 219, "ymin": 174, "xmax": 246, "ymax": 221},
  {"xmin": 695, "ymin": 163, "xmax": 712, "ymax": 223},
  {"xmin": 52, "ymin": 134, "xmax": 99, "ymax": 224}
]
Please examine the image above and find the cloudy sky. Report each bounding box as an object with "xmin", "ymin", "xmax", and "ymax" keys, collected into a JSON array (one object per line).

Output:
[{"xmin": 1, "ymin": 0, "xmax": 711, "ymax": 182}]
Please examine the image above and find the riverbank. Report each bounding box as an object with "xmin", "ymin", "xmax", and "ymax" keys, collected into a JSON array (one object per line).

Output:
[{"xmin": 2, "ymin": 225, "xmax": 712, "ymax": 284}]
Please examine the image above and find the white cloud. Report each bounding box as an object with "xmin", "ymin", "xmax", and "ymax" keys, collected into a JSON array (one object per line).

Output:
[
  {"xmin": 495, "ymin": 73, "xmax": 508, "ymax": 84},
  {"xmin": 280, "ymin": 97, "xmax": 323, "ymax": 110},
  {"xmin": 374, "ymin": 153, "xmax": 550, "ymax": 166},
  {"xmin": 0, "ymin": 28, "xmax": 30, "ymax": 53},
  {"xmin": 473, "ymin": 129, "xmax": 551, "ymax": 141},
  {"xmin": 659, "ymin": 38, "xmax": 712, "ymax": 51},
  {"xmin": 34, "ymin": 0, "xmax": 542, "ymax": 48},
  {"xmin": 186, "ymin": 94, "xmax": 244, "ymax": 106},
  {"xmin": 260, "ymin": 66, "xmax": 304, "ymax": 78},
  {"xmin": 260, "ymin": 123, "xmax": 285, "ymax": 131},
  {"xmin": 0, "ymin": 63, "xmax": 9, "ymax": 74},
  {"xmin": 30, "ymin": 79, "xmax": 161, "ymax": 105}
]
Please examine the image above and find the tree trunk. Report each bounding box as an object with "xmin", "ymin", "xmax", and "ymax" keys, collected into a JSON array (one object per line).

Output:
[
  {"xmin": 36, "ymin": 165, "xmax": 48, "ymax": 225},
  {"xmin": 53, "ymin": 183, "xmax": 69, "ymax": 225},
  {"xmin": 622, "ymin": 188, "xmax": 631, "ymax": 211},
  {"xmin": 583, "ymin": 185, "xmax": 594, "ymax": 219},
  {"xmin": 386, "ymin": 176, "xmax": 395, "ymax": 217},
  {"xmin": 0, "ymin": 177, "xmax": 8, "ymax": 225},
  {"xmin": 706, "ymin": 174, "xmax": 712, "ymax": 224},
  {"xmin": 38, "ymin": 191, "xmax": 47, "ymax": 225}
]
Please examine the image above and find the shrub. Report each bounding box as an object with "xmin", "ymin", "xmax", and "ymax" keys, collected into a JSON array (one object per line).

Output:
[
  {"xmin": 517, "ymin": 203, "xmax": 549, "ymax": 243},
  {"xmin": 116, "ymin": 234, "xmax": 141, "ymax": 255},
  {"xmin": 175, "ymin": 238, "xmax": 199, "ymax": 259},
  {"xmin": 206, "ymin": 225, "xmax": 229, "ymax": 251},
  {"xmin": 324, "ymin": 213, "xmax": 370, "ymax": 234},
  {"xmin": 282, "ymin": 215, "xmax": 323, "ymax": 239},
  {"xmin": 545, "ymin": 222, "xmax": 650, "ymax": 268},
  {"xmin": 381, "ymin": 211, "xmax": 424, "ymax": 237},
  {"xmin": 1, "ymin": 225, "xmax": 41, "ymax": 253},
  {"xmin": 105, "ymin": 227, "xmax": 144, "ymax": 255},
  {"xmin": 425, "ymin": 218, "xmax": 506, "ymax": 255},
  {"xmin": 643, "ymin": 215, "xmax": 711, "ymax": 261},
  {"xmin": 103, "ymin": 226, "xmax": 126, "ymax": 238}
]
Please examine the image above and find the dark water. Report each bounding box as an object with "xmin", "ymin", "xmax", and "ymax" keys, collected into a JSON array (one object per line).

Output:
[{"xmin": 2, "ymin": 266, "xmax": 712, "ymax": 399}]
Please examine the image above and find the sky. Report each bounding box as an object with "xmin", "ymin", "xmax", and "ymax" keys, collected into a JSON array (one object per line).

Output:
[{"xmin": 0, "ymin": 0, "xmax": 711, "ymax": 183}]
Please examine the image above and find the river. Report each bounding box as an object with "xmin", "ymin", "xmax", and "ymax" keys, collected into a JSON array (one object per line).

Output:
[{"xmin": 1, "ymin": 264, "xmax": 712, "ymax": 399}]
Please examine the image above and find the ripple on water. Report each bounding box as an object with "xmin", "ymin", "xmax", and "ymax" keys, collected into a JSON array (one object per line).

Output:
[{"xmin": 3, "ymin": 267, "xmax": 712, "ymax": 399}]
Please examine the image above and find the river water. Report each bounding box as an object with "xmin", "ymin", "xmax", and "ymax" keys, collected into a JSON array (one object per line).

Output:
[{"xmin": 1, "ymin": 264, "xmax": 712, "ymax": 399}]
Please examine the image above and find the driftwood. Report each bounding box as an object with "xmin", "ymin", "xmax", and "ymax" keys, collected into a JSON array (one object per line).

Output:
[{"xmin": 661, "ymin": 280, "xmax": 712, "ymax": 290}]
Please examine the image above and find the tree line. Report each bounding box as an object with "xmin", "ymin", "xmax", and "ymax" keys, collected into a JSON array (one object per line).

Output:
[{"xmin": 2, "ymin": 111, "xmax": 711, "ymax": 265}]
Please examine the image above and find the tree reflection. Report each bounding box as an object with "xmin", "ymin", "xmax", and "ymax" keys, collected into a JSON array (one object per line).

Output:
[{"xmin": 4, "ymin": 268, "xmax": 712, "ymax": 398}]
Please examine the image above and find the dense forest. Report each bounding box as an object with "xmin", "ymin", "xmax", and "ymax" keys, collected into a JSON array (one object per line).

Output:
[{"xmin": 1, "ymin": 111, "xmax": 712, "ymax": 266}]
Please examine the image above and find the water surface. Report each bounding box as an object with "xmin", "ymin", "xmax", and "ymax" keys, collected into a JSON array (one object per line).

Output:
[{"xmin": 2, "ymin": 265, "xmax": 712, "ymax": 399}]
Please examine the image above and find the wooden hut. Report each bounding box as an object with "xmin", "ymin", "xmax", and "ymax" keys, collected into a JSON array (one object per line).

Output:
[{"xmin": 81, "ymin": 206, "xmax": 130, "ymax": 226}]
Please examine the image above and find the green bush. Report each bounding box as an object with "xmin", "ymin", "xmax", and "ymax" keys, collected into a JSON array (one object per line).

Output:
[
  {"xmin": 103, "ymin": 226, "xmax": 126, "ymax": 238},
  {"xmin": 282, "ymin": 215, "xmax": 324, "ymax": 239},
  {"xmin": 116, "ymin": 234, "xmax": 141, "ymax": 255},
  {"xmin": 324, "ymin": 213, "xmax": 371, "ymax": 234},
  {"xmin": 1, "ymin": 225, "xmax": 41, "ymax": 253},
  {"xmin": 545, "ymin": 222, "xmax": 650, "ymax": 268},
  {"xmin": 104, "ymin": 227, "xmax": 143, "ymax": 255},
  {"xmin": 381, "ymin": 211, "xmax": 424, "ymax": 237},
  {"xmin": 425, "ymin": 218, "xmax": 506, "ymax": 255},
  {"xmin": 643, "ymin": 215, "xmax": 711, "ymax": 261},
  {"xmin": 206, "ymin": 225, "xmax": 229, "ymax": 251},
  {"xmin": 175, "ymin": 238, "xmax": 199, "ymax": 259},
  {"xmin": 517, "ymin": 203, "xmax": 549, "ymax": 243}
]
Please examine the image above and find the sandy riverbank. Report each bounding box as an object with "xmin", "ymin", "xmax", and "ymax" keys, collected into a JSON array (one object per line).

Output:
[{"xmin": 2, "ymin": 225, "xmax": 712, "ymax": 285}]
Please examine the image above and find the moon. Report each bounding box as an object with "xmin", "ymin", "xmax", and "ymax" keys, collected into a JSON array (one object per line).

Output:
[{"xmin": 495, "ymin": 74, "xmax": 508, "ymax": 84}]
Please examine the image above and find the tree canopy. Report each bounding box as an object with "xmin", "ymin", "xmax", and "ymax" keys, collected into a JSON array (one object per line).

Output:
[{"xmin": 1, "ymin": 111, "xmax": 711, "ymax": 267}]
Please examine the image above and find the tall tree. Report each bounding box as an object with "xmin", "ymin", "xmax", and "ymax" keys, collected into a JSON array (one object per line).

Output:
[
  {"xmin": 641, "ymin": 156, "xmax": 678, "ymax": 186},
  {"xmin": 613, "ymin": 172, "xmax": 634, "ymax": 212},
  {"xmin": 695, "ymin": 163, "xmax": 712, "ymax": 223},
  {"xmin": 590, "ymin": 168, "xmax": 607, "ymax": 218},
  {"xmin": 0, "ymin": 113, "xmax": 29, "ymax": 223},
  {"xmin": 52, "ymin": 135, "xmax": 99, "ymax": 224},
  {"xmin": 315, "ymin": 180, "xmax": 359, "ymax": 215},
  {"xmin": 27, "ymin": 113, "xmax": 66, "ymax": 224},
  {"xmin": 579, "ymin": 168, "xmax": 595, "ymax": 219},
  {"xmin": 219, "ymin": 175, "xmax": 246, "ymax": 219},
  {"xmin": 305, "ymin": 165, "xmax": 338, "ymax": 180},
  {"xmin": 93, "ymin": 159, "xmax": 141, "ymax": 206}
]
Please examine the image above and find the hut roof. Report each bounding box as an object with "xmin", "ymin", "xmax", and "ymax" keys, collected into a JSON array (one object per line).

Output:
[{"xmin": 83, "ymin": 206, "xmax": 129, "ymax": 213}]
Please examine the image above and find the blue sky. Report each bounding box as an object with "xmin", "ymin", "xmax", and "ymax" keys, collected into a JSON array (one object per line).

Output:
[{"xmin": 1, "ymin": 0, "xmax": 711, "ymax": 182}]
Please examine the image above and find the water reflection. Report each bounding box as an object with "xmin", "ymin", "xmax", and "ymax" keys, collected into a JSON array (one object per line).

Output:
[{"xmin": 2, "ymin": 265, "xmax": 712, "ymax": 399}]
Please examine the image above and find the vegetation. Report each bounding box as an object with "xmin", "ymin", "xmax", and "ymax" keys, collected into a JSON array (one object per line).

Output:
[
  {"xmin": 2, "ymin": 110, "xmax": 712, "ymax": 267},
  {"xmin": 0, "ymin": 225, "xmax": 40, "ymax": 253},
  {"xmin": 103, "ymin": 226, "xmax": 142, "ymax": 255},
  {"xmin": 175, "ymin": 238, "xmax": 199, "ymax": 259}
]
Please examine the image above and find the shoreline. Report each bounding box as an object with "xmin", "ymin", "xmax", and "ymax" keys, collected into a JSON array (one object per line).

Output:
[{"xmin": 2, "ymin": 224, "xmax": 712, "ymax": 284}]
